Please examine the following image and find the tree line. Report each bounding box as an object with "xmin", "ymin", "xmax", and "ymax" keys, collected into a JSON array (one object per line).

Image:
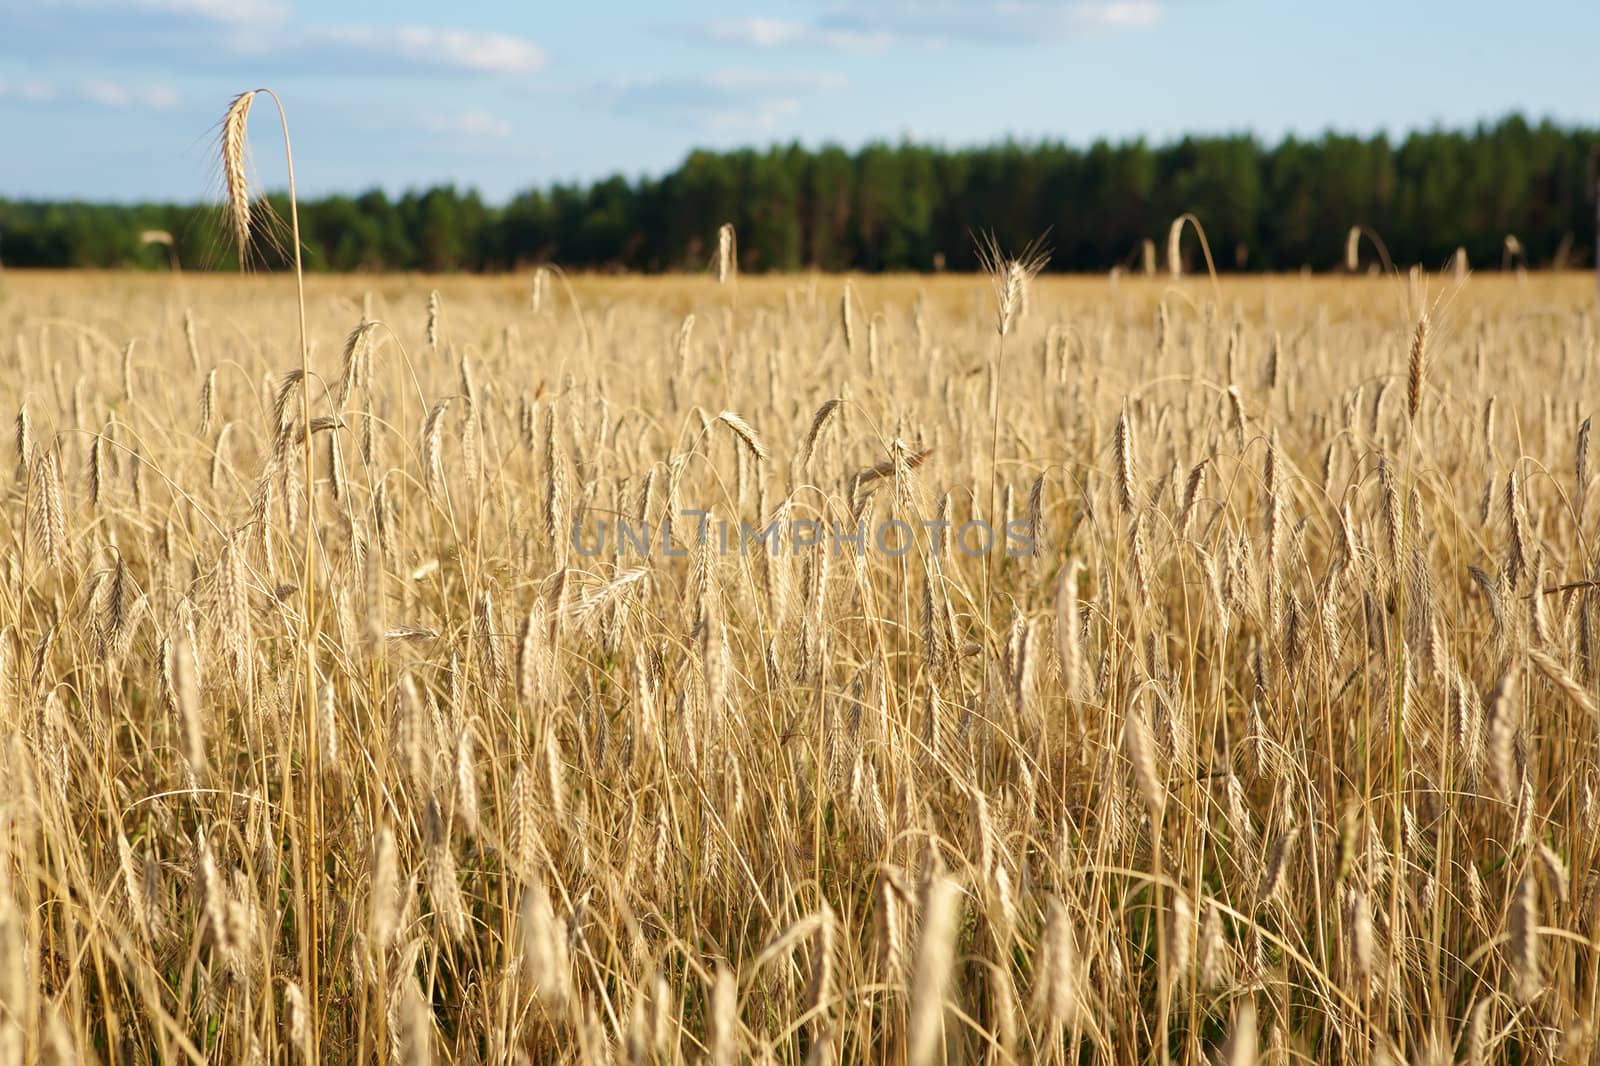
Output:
[{"xmin": 2, "ymin": 114, "xmax": 1596, "ymax": 274}]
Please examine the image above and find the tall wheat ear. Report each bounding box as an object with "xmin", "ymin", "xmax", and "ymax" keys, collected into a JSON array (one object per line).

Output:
[{"xmin": 220, "ymin": 86, "xmax": 323, "ymax": 1060}]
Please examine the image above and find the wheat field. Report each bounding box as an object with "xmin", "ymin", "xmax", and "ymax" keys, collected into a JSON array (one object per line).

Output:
[{"xmin": 1, "ymin": 265, "xmax": 1598, "ymax": 1064}]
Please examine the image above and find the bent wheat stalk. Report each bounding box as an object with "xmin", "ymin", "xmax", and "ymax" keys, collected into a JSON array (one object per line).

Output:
[{"xmin": 1166, "ymin": 213, "xmax": 1222, "ymax": 301}]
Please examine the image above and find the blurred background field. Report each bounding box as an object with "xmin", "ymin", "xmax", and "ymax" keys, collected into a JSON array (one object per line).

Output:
[{"xmin": 4, "ymin": 263, "xmax": 1600, "ymax": 1063}]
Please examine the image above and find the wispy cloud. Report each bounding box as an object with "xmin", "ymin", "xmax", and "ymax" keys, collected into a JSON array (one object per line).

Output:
[
  {"xmin": 1061, "ymin": 1, "xmax": 1164, "ymax": 30},
  {"xmin": 0, "ymin": 76, "xmax": 179, "ymax": 109},
  {"xmin": 688, "ymin": 17, "xmax": 892, "ymax": 52},
  {"xmin": 296, "ymin": 25, "xmax": 545, "ymax": 75},
  {"xmin": 134, "ymin": 0, "xmax": 289, "ymax": 23},
  {"xmin": 689, "ymin": 1, "xmax": 1164, "ymax": 50},
  {"xmin": 80, "ymin": 79, "xmax": 180, "ymax": 109},
  {"xmin": 22, "ymin": 0, "xmax": 291, "ymax": 25},
  {"xmin": 835, "ymin": 0, "xmax": 1167, "ymax": 40},
  {"xmin": 0, "ymin": 1, "xmax": 546, "ymax": 77},
  {"xmin": 592, "ymin": 71, "xmax": 847, "ymax": 132},
  {"xmin": 421, "ymin": 109, "xmax": 513, "ymax": 140},
  {"xmin": 0, "ymin": 79, "xmax": 58, "ymax": 103}
]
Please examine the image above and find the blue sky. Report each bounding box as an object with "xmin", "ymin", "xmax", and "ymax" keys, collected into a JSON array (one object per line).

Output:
[{"xmin": 1, "ymin": 0, "xmax": 1596, "ymax": 204}]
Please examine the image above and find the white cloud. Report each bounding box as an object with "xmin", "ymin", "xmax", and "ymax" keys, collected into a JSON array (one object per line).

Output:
[
  {"xmin": 143, "ymin": 84, "xmax": 180, "ymax": 109},
  {"xmin": 120, "ymin": 0, "xmax": 290, "ymax": 25},
  {"xmin": 14, "ymin": 0, "xmax": 288, "ymax": 26},
  {"xmin": 2, "ymin": 3, "xmax": 546, "ymax": 78},
  {"xmin": 303, "ymin": 25, "xmax": 547, "ymax": 75},
  {"xmin": 0, "ymin": 76, "xmax": 177, "ymax": 109},
  {"xmin": 0, "ymin": 80, "xmax": 59, "ymax": 103},
  {"xmin": 79, "ymin": 79, "xmax": 132, "ymax": 107},
  {"xmin": 1067, "ymin": 1, "xmax": 1164, "ymax": 29},
  {"xmin": 422, "ymin": 109, "xmax": 513, "ymax": 140},
  {"xmin": 694, "ymin": 16, "xmax": 892, "ymax": 52},
  {"xmin": 704, "ymin": 1, "xmax": 1167, "ymax": 49},
  {"xmin": 79, "ymin": 80, "xmax": 180, "ymax": 109},
  {"xmin": 703, "ymin": 17, "xmax": 807, "ymax": 47}
]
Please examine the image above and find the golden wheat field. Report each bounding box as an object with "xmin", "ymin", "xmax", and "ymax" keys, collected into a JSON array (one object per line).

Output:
[{"xmin": 1, "ymin": 266, "xmax": 1598, "ymax": 1065}]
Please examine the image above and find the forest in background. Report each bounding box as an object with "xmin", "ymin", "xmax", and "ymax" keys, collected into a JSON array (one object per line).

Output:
[{"xmin": 1, "ymin": 114, "xmax": 1596, "ymax": 273}]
